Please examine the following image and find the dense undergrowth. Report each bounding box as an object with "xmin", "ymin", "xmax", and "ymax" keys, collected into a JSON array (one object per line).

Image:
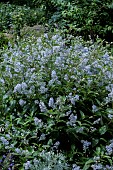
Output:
[
  {"xmin": 2, "ymin": 0, "xmax": 113, "ymax": 43},
  {"xmin": 0, "ymin": 1, "xmax": 113, "ymax": 170},
  {"xmin": 0, "ymin": 3, "xmax": 44, "ymax": 34}
]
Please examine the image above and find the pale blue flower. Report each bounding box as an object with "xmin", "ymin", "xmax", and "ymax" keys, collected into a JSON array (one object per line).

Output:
[
  {"xmin": 19, "ymin": 99, "xmax": 26, "ymax": 106},
  {"xmin": 48, "ymin": 79, "xmax": 55, "ymax": 86},
  {"xmin": 24, "ymin": 161, "xmax": 32, "ymax": 170},
  {"xmin": 39, "ymin": 85, "xmax": 48, "ymax": 94},
  {"xmin": 91, "ymin": 163, "xmax": 103, "ymax": 170},
  {"xmin": 5, "ymin": 134, "xmax": 11, "ymax": 139},
  {"xmin": 106, "ymin": 145, "xmax": 113, "ymax": 155},
  {"xmin": 53, "ymin": 141, "xmax": 60, "ymax": 149},
  {"xmin": 81, "ymin": 140, "xmax": 91, "ymax": 151},
  {"xmin": 0, "ymin": 79, "xmax": 5, "ymax": 84},
  {"xmin": 108, "ymin": 114, "xmax": 113, "ymax": 119},
  {"xmin": 93, "ymin": 156, "xmax": 100, "ymax": 161},
  {"xmin": 48, "ymin": 97, "xmax": 54, "ymax": 108},
  {"xmin": 39, "ymin": 101, "xmax": 47, "ymax": 112},
  {"xmin": 0, "ymin": 136, "xmax": 9, "ymax": 145},
  {"xmin": 14, "ymin": 82, "xmax": 27, "ymax": 93},
  {"xmin": 83, "ymin": 47, "xmax": 89, "ymax": 52},
  {"xmin": 39, "ymin": 133, "xmax": 46, "ymax": 141},
  {"xmin": 92, "ymin": 105, "xmax": 98, "ymax": 112},
  {"xmin": 70, "ymin": 97, "xmax": 76, "ymax": 105},
  {"xmin": 74, "ymin": 95, "xmax": 79, "ymax": 101},
  {"xmin": 67, "ymin": 114, "xmax": 77, "ymax": 126},
  {"xmin": 34, "ymin": 117, "xmax": 42, "ymax": 126},
  {"xmin": 34, "ymin": 100, "xmax": 39, "ymax": 104},
  {"xmin": 93, "ymin": 118, "xmax": 101, "ymax": 124},
  {"xmin": 15, "ymin": 148, "xmax": 21, "ymax": 154},
  {"xmin": 72, "ymin": 164, "xmax": 81, "ymax": 170},
  {"xmin": 64, "ymin": 74, "xmax": 69, "ymax": 81},
  {"xmin": 105, "ymin": 165, "xmax": 113, "ymax": 170},
  {"xmin": 108, "ymin": 90, "xmax": 113, "ymax": 100},
  {"xmin": 52, "ymin": 46, "xmax": 60, "ymax": 52},
  {"xmin": 66, "ymin": 110, "xmax": 72, "ymax": 116},
  {"xmin": 51, "ymin": 70, "xmax": 58, "ymax": 80},
  {"xmin": 14, "ymin": 84, "xmax": 22, "ymax": 93}
]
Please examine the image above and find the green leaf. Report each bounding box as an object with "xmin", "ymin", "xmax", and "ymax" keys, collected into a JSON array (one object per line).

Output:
[
  {"xmin": 99, "ymin": 125, "xmax": 107, "ymax": 135},
  {"xmin": 83, "ymin": 164, "xmax": 90, "ymax": 170},
  {"xmin": 83, "ymin": 159, "xmax": 94, "ymax": 170},
  {"xmin": 106, "ymin": 108, "xmax": 113, "ymax": 114},
  {"xmin": 92, "ymin": 139, "xmax": 99, "ymax": 147},
  {"xmin": 108, "ymin": 26, "xmax": 112, "ymax": 31},
  {"xmin": 80, "ymin": 110, "xmax": 85, "ymax": 119},
  {"xmin": 96, "ymin": 147, "xmax": 101, "ymax": 155}
]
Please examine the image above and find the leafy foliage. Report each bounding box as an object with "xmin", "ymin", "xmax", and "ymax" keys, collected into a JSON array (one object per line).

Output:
[
  {"xmin": 0, "ymin": 3, "xmax": 44, "ymax": 34},
  {"xmin": 40, "ymin": 0, "xmax": 113, "ymax": 42},
  {"xmin": 1, "ymin": 0, "xmax": 113, "ymax": 42},
  {"xmin": 0, "ymin": 33, "xmax": 9, "ymax": 49}
]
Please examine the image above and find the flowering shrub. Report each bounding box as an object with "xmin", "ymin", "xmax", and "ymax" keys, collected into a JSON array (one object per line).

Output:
[{"xmin": 0, "ymin": 30, "xmax": 113, "ymax": 169}]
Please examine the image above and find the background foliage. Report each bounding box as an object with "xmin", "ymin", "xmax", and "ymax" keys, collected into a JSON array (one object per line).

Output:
[
  {"xmin": 45, "ymin": 0, "xmax": 113, "ymax": 42},
  {"xmin": 1, "ymin": 0, "xmax": 113, "ymax": 42},
  {"xmin": 0, "ymin": 3, "xmax": 44, "ymax": 33}
]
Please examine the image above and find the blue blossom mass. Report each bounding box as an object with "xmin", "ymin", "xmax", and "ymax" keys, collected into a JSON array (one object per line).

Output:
[{"xmin": 0, "ymin": 29, "xmax": 113, "ymax": 169}]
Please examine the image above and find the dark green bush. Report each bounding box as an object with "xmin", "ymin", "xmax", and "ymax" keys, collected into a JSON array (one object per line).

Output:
[
  {"xmin": 1, "ymin": 0, "xmax": 44, "ymax": 8},
  {"xmin": 0, "ymin": 3, "xmax": 45, "ymax": 34},
  {"xmin": 0, "ymin": 33, "xmax": 9, "ymax": 48},
  {"xmin": 42, "ymin": 0, "xmax": 113, "ymax": 42},
  {"xmin": 1, "ymin": 0, "xmax": 31, "ymax": 6},
  {"xmin": 1, "ymin": 0, "xmax": 113, "ymax": 42}
]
